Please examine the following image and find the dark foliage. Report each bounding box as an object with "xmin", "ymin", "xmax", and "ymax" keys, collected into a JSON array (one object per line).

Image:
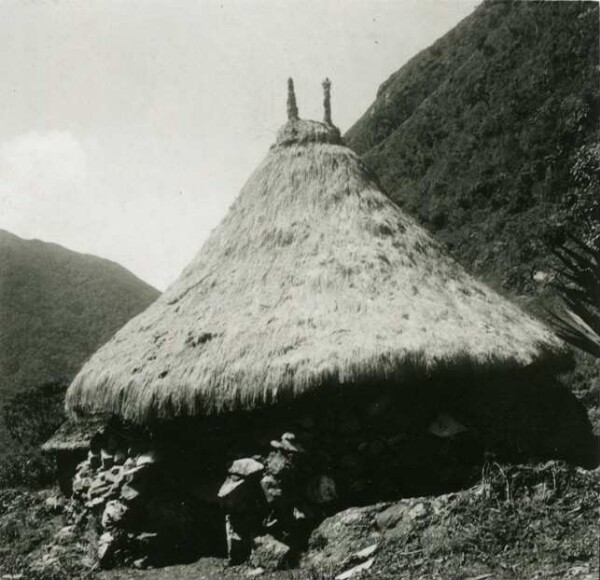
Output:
[
  {"xmin": 0, "ymin": 450, "xmax": 56, "ymax": 490},
  {"xmin": 4, "ymin": 381, "xmax": 66, "ymax": 448},
  {"xmin": 547, "ymin": 237, "xmax": 599, "ymax": 358},
  {"xmin": 345, "ymin": 0, "xmax": 599, "ymax": 297},
  {"xmin": 0, "ymin": 381, "xmax": 66, "ymax": 488}
]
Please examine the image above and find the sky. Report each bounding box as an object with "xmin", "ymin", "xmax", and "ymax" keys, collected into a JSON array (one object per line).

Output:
[{"xmin": 0, "ymin": 0, "xmax": 479, "ymax": 291}]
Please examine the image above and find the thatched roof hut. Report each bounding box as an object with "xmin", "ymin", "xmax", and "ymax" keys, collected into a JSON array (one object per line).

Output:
[{"xmin": 65, "ymin": 80, "xmax": 566, "ymax": 425}]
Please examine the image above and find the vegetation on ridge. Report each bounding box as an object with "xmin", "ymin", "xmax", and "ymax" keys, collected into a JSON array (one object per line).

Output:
[
  {"xmin": 0, "ymin": 229, "xmax": 159, "ymax": 467},
  {"xmin": 345, "ymin": 0, "xmax": 598, "ymax": 297}
]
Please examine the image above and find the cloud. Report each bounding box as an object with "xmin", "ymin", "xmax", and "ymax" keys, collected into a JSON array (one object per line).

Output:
[
  {"xmin": 0, "ymin": 130, "xmax": 88, "ymax": 233},
  {"xmin": 1, "ymin": 131, "xmax": 87, "ymax": 184}
]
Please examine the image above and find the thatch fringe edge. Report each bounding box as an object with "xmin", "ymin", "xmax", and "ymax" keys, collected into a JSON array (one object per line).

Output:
[{"xmin": 66, "ymin": 343, "xmax": 571, "ymax": 425}]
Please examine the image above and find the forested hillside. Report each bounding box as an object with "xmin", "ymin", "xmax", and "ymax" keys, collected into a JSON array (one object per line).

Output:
[
  {"xmin": 346, "ymin": 0, "xmax": 598, "ymax": 298},
  {"xmin": 0, "ymin": 230, "xmax": 159, "ymax": 455}
]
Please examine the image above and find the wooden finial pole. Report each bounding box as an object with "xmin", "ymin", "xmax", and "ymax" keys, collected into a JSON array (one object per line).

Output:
[
  {"xmin": 287, "ymin": 78, "xmax": 299, "ymax": 121},
  {"xmin": 322, "ymin": 78, "xmax": 332, "ymax": 125}
]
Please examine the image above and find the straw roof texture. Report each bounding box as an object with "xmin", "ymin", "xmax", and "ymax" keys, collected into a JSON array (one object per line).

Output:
[
  {"xmin": 41, "ymin": 415, "xmax": 106, "ymax": 452},
  {"xmin": 66, "ymin": 117, "xmax": 566, "ymax": 423}
]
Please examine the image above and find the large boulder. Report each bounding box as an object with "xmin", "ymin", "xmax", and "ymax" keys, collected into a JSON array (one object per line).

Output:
[
  {"xmin": 303, "ymin": 493, "xmax": 457, "ymax": 572},
  {"xmin": 303, "ymin": 503, "xmax": 387, "ymax": 571},
  {"xmin": 249, "ymin": 534, "xmax": 291, "ymax": 570}
]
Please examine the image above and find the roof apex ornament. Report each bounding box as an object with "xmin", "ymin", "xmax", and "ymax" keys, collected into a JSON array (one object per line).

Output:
[
  {"xmin": 287, "ymin": 78, "xmax": 299, "ymax": 121},
  {"xmin": 322, "ymin": 78, "xmax": 332, "ymax": 125}
]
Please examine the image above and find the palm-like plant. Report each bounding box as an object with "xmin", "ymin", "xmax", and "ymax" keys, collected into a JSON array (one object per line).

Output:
[{"xmin": 547, "ymin": 236, "xmax": 599, "ymax": 358}]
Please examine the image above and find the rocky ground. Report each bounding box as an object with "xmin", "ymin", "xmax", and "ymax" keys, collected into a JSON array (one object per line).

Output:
[{"xmin": 0, "ymin": 461, "xmax": 597, "ymax": 580}]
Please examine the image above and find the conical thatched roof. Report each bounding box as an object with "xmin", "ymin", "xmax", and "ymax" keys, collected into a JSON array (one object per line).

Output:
[{"xmin": 66, "ymin": 82, "xmax": 566, "ymax": 424}]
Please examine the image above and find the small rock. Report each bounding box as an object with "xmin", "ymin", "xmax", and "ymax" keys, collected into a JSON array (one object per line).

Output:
[
  {"xmin": 103, "ymin": 467, "xmax": 124, "ymax": 486},
  {"xmin": 260, "ymin": 474, "xmax": 283, "ymax": 504},
  {"xmin": 122, "ymin": 464, "xmax": 146, "ymax": 482},
  {"xmin": 101, "ymin": 450, "xmax": 114, "ymax": 469},
  {"xmin": 340, "ymin": 542, "xmax": 379, "ymax": 570},
  {"xmin": 250, "ymin": 534, "xmax": 291, "ymax": 570},
  {"xmin": 87, "ymin": 494, "xmax": 109, "ymax": 510},
  {"xmin": 270, "ymin": 440, "xmax": 303, "ymax": 454},
  {"xmin": 114, "ymin": 449, "xmax": 127, "ymax": 465},
  {"xmin": 87, "ymin": 482, "xmax": 110, "ymax": 499},
  {"xmin": 266, "ymin": 450, "xmax": 292, "ymax": 476},
  {"xmin": 225, "ymin": 514, "xmax": 252, "ymax": 564},
  {"xmin": 120, "ymin": 483, "xmax": 141, "ymax": 502},
  {"xmin": 136, "ymin": 451, "xmax": 158, "ymax": 466},
  {"xmin": 373, "ymin": 499, "xmax": 430, "ymax": 539},
  {"xmin": 87, "ymin": 478, "xmax": 113, "ymax": 499},
  {"xmin": 123, "ymin": 457, "xmax": 135, "ymax": 469},
  {"xmin": 101, "ymin": 500, "xmax": 129, "ymax": 530},
  {"xmin": 336, "ymin": 557, "xmax": 375, "ymax": 579},
  {"xmin": 219, "ymin": 475, "xmax": 264, "ymax": 513},
  {"xmin": 135, "ymin": 532, "xmax": 159, "ymax": 546},
  {"xmin": 307, "ymin": 475, "xmax": 337, "ymax": 504},
  {"xmin": 132, "ymin": 557, "xmax": 149, "ymax": 569},
  {"xmin": 44, "ymin": 495, "xmax": 64, "ymax": 512},
  {"xmin": 218, "ymin": 475, "xmax": 245, "ymax": 499},
  {"xmin": 97, "ymin": 531, "xmax": 116, "ymax": 568},
  {"xmin": 229, "ymin": 458, "xmax": 265, "ymax": 477},
  {"xmin": 408, "ymin": 502, "xmax": 427, "ymax": 520},
  {"xmin": 533, "ymin": 270, "xmax": 550, "ymax": 283},
  {"xmin": 246, "ymin": 568, "xmax": 265, "ymax": 577},
  {"xmin": 72, "ymin": 476, "xmax": 90, "ymax": 496},
  {"xmin": 428, "ymin": 413, "xmax": 469, "ymax": 438},
  {"xmin": 271, "ymin": 432, "xmax": 305, "ymax": 454},
  {"xmin": 375, "ymin": 502, "xmax": 410, "ymax": 530},
  {"xmin": 353, "ymin": 543, "xmax": 378, "ymax": 560},
  {"xmin": 293, "ymin": 507, "xmax": 307, "ymax": 522}
]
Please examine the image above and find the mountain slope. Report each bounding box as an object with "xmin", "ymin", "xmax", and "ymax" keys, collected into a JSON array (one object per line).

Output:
[
  {"xmin": 345, "ymin": 0, "xmax": 598, "ymax": 297},
  {"xmin": 0, "ymin": 229, "xmax": 159, "ymax": 452}
]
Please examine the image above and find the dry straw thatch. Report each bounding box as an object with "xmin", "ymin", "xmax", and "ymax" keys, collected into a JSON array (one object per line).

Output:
[
  {"xmin": 41, "ymin": 415, "xmax": 107, "ymax": 452},
  {"xmin": 66, "ymin": 81, "xmax": 566, "ymax": 424}
]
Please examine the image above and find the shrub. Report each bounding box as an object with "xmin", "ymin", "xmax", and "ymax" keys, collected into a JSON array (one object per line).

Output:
[{"xmin": 0, "ymin": 380, "xmax": 66, "ymax": 489}]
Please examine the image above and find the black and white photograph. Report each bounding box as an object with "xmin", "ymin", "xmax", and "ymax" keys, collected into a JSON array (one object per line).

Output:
[{"xmin": 0, "ymin": 1, "xmax": 598, "ymax": 579}]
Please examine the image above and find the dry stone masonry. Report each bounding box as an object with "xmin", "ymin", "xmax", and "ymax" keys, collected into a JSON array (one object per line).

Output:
[
  {"xmin": 64, "ymin": 431, "xmax": 201, "ymax": 569},
  {"xmin": 217, "ymin": 432, "xmax": 334, "ymax": 568},
  {"xmin": 54, "ymin": 391, "xmax": 491, "ymax": 570}
]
